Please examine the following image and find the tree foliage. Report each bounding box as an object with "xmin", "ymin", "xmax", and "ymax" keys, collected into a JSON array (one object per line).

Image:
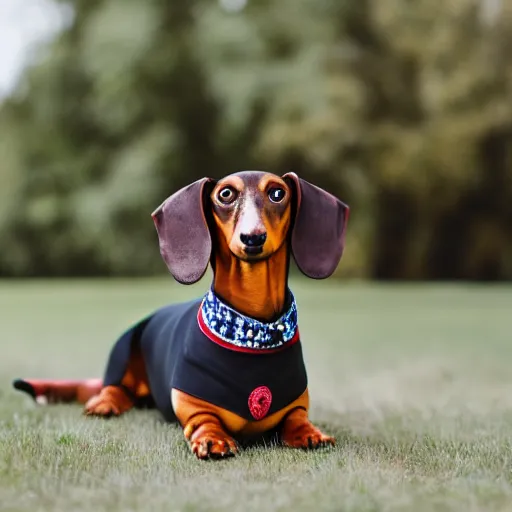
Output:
[{"xmin": 0, "ymin": 0, "xmax": 511, "ymax": 279}]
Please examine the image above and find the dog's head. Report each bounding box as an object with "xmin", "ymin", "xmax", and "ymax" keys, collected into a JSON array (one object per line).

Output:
[{"xmin": 151, "ymin": 171, "xmax": 349, "ymax": 284}]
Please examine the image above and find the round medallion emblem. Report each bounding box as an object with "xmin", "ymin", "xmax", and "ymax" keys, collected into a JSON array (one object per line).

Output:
[{"xmin": 248, "ymin": 386, "xmax": 272, "ymax": 420}]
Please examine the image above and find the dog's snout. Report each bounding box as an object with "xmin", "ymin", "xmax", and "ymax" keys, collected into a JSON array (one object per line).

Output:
[{"xmin": 240, "ymin": 232, "xmax": 267, "ymax": 247}]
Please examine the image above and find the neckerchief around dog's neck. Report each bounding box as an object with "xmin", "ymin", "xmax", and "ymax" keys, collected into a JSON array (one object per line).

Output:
[{"xmin": 197, "ymin": 288, "xmax": 299, "ymax": 354}]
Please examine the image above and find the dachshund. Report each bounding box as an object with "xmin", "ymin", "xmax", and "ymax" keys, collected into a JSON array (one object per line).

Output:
[{"xmin": 13, "ymin": 171, "xmax": 349, "ymax": 460}]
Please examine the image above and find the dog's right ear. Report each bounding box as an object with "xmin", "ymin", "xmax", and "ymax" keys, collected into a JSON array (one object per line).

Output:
[
  {"xmin": 151, "ymin": 178, "xmax": 216, "ymax": 285},
  {"xmin": 283, "ymin": 172, "xmax": 349, "ymax": 279}
]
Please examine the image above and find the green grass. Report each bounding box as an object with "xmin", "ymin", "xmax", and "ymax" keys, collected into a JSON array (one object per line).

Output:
[{"xmin": 1, "ymin": 278, "xmax": 512, "ymax": 512}]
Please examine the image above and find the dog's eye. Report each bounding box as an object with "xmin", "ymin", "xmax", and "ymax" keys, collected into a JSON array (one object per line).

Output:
[
  {"xmin": 218, "ymin": 187, "xmax": 237, "ymax": 204},
  {"xmin": 268, "ymin": 187, "xmax": 286, "ymax": 203}
]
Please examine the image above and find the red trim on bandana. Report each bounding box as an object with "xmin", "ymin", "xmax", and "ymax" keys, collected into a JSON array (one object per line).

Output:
[{"xmin": 197, "ymin": 307, "xmax": 300, "ymax": 355}]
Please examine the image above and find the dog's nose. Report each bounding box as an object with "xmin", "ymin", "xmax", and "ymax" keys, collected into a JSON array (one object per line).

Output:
[{"xmin": 240, "ymin": 232, "xmax": 267, "ymax": 247}]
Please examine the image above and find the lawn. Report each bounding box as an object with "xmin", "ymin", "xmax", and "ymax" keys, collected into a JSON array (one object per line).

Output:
[{"xmin": 1, "ymin": 278, "xmax": 511, "ymax": 512}]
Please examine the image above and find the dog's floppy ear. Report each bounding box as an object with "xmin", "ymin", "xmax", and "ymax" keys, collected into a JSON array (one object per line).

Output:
[
  {"xmin": 151, "ymin": 178, "xmax": 216, "ymax": 284},
  {"xmin": 283, "ymin": 172, "xmax": 350, "ymax": 279}
]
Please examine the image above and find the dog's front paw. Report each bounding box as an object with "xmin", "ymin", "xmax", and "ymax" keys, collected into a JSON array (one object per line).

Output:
[
  {"xmin": 282, "ymin": 424, "xmax": 335, "ymax": 449},
  {"xmin": 190, "ymin": 431, "xmax": 238, "ymax": 460},
  {"xmin": 184, "ymin": 417, "xmax": 238, "ymax": 460},
  {"xmin": 281, "ymin": 408, "xmax": 335, "ymax": 450}
]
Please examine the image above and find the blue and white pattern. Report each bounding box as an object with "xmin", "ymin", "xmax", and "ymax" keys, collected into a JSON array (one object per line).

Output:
[{"xmin": 200, "ymin": 288, "xmax": 298, "ymax": 350}]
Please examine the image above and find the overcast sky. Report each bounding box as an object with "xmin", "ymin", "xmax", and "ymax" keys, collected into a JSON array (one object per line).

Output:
[
  {"xmin": 0, "ymin": 0, "xmax": 241, "ymax": 100},
  {"xmin": 0, "ymin": 0, "xmax": 69, "ymax": 99}
]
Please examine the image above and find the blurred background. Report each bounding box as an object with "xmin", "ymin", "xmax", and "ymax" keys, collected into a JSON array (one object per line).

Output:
[{"xmin": 1, "ymin": 0, "xmax": 511, "ymax": 281}]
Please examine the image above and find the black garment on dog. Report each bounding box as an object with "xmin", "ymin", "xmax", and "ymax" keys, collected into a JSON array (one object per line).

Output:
[{"xmin": 103, "ymin": 294, "xmax": 308, "ymax": 423}]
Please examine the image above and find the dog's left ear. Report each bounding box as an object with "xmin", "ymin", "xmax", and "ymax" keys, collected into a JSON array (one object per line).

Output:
[
  {"xmin": 151, "ymin": 178, "xmax": 216, "ymax": 284},
  {"xmin": 283, "ymin": 172, "xmax": 350, "ymax": 279}
]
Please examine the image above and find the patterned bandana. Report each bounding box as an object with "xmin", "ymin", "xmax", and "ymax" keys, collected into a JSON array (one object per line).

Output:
[{"xmin": 197, "ymin": 288, "xmax": 299, "ymax": 354}]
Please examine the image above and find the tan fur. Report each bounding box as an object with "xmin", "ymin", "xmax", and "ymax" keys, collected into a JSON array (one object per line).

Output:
[
  {"xmin": 85, "ymin": 386, "xmax": 135, "ymax": 417},
  {"xmin": 210, "ymin": 174, "xmax": 291, "ymax": 320}
]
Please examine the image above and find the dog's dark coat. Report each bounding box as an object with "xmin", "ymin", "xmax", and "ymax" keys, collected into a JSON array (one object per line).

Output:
[{"xmin": 103, "ymin": 298, "xmax": 308, "ymax": 422}]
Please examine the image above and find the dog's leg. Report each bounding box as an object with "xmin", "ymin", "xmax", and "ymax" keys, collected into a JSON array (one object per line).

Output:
[
  {"xmin": 280, "ymin": 407, "xmax": 335, "ymax": 449},
  {"xmin": 84, "ymin": 323, "xmax": 151, "ymax": 418},
  {"xmin": 84, "ymin": 353, "xmax": 150, "ymax": 417},
  {"xmin": 173, "ymin": 390, "xmax": 239, "ymax": 459},
  {"xmin": 84, "ymin": 385, "xmax": 135, "ymax": 417},
  {"xmin": 183, "ymin": 413, "xmax": 238, "ymax": 459}
]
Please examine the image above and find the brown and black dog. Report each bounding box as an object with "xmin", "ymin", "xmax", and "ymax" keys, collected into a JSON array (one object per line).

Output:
[{"xmin": 13, "ymin": 171, "xmax": 349, "ymax": 460}]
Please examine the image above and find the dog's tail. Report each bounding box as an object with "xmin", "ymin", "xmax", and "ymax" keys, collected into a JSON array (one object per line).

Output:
[{"xmin": 12, "ymin": 378, "xmax": 103, "ymax": 405}]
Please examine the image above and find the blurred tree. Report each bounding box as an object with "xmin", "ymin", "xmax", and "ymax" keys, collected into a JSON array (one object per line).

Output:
[
  {"xmin": 0, "ymin": 0, "xmax": 223, "ymax": 276},
  {"xmin": 0, "ymin": 0, "xmax": 510, "ymax": 279},
  {"xmin": 346, "ymin": 0, "xmax": 512, "ymax": 279}
]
